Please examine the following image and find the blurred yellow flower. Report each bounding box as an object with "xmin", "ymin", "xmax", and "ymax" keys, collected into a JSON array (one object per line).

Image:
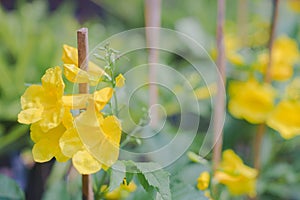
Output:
[
  {"xmin": 267, "ymin": 100, "xmax": 300, "ymax": 139},
  {"xmin": 288, "ymin": 0, "xmax": 300, "ymax": 12},
  {"xmin": 197, "ymin": 171, "xmax": 210, "ymax": 190},
  {"xmin": 18, "ymin": 66, "xmax": 65, "ymax": 132},
  {"xmin": 194, "ymin": 83, "xmax": 217, "ymax": 100},
  {"xmin": 228, "ymin": 79, "xmax": 276, "ymax": 124},
  {"xmin": 101, "ymin": 180, "xmax": 137, "ymax": 200},
  {"xmin": 211, "ymin": 34, "xmax": 244, "ymax": 66},
  {"xmin": 254, "ymin": 35, "xmax": 299, "ymax": 81},
  {"xmin": 115, "ymin": 74, "xmax": 125, "ymax": 88},
  {"xmin": 214, "ymin": 149, "xmax": 258, "ymax": 197},
  {"xmin": 62, "ymin": 44, "xmax": 106, "ymax": 86}
]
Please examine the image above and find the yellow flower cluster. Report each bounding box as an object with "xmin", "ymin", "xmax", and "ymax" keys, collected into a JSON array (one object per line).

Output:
[
  {"xmin": 214, "ymin": 150, "xmax": 258, "ymax": 197},
  {"xmin": 228, "ymin": 78, "xmax": 276, "ymax": 124},
  {"xmin": 229, "ymin": 77, "xmax": 300, "ymax": 139},
  {"xmin": 211, "ymin": 34, "xmax": 244, "ymax": 66},
  {"xmin": 18, "ymin": 45, "xmax": 124, "ymax": 174},
  {"xmin": 254, "ymin": 35, "xmax": 299, "ymax": 81}
]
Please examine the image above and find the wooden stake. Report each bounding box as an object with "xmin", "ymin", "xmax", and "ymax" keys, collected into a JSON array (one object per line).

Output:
[
  {"xmin": 145, "ymin": 0, "xmax": 161, "ymax": 128},
  {"xmin": 212, "ymin": 0, "xmax": 226, "ymax": 171},
  {"xmin": 77, "ymin": 28, "xmax": 94, "ymax": 200},
  {"xmin": 253, "ymin": 0, "xmax": 279, "ymax": 175}
]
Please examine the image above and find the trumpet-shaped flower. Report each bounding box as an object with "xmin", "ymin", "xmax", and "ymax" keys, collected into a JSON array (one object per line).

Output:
[
  {"xmin": 18, "ymin": 67, "xmax": 65, "ymax": 132},
  {"xmin": 214, "ymin": 150, "xmax": 258, "ymax": 197},
  {"xmin": 197, "ymin": 171, "xmax": 210, "ymax": 190},
  {"xmin": 254, "ymin": 35, "xmax": 299, "ymax": 81},
  {"xmin": 59, "ymin": 100, "xmax": 121, "ymax": 174},
  {"xmin": 267, "ymin": 100, "xmax": 300, "ymax": 139},
  {"xmin": 59, "ymin": 108, "xmax": 102, "ymax": 174},
  {"xmin": 228, "ymin": 79, "xmax": 276, "ymax": 124},
  {"xmin": 62, "ymin": 44, "xmax": 106, "ymax": 86}
]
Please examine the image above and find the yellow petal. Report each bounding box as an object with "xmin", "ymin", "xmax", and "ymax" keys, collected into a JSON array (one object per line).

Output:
[
  {"xmin": 62, "ymin": 44, "xmax": 78, "ymax": 66},
  {"xmin": 72, "ymin": 150, "xmax": 101, "ymax": 174},
  {"xmin": 115, "ymin": 74, "xmax": 125, "ymax": 88},
  {"xmin": 267, "ymin": 100, "xmax": 300, "ymax": 139},
  {"xmin": 41, "ymin": 66, "xmax": 65, "ymax": 97},
  {"xmin": 94, "ymin": 87, "xmax": 113, "ymax": 111},
  {"xmin": 18, "ymin": 85, "xmax": 44, "ymax": 124},
  {"xmin": 64, "ymin": 64, "xmax": 90, "ymax": 83},
  {"xmin": 60, "ymin": 127, "xmax": 84, "ymax": 157},
  {"xmin": 32, "ymin": 138, "xmax": 59, "ymax": 162},
  {"xmin": 62, "ymin": 108, "xmax": 74, "ymax": 129},
  {"xmin": 39, "ymin": 106, "xmax": 64, "ymax": 132},
  {"xmin": 55, "ymin": 150, "xmax": 70, "ymax": 162},
  {"xmin": 75, "ymin": 101, "xmax": 121, "ymax": 168},
  {"xmin": 101, "ymin": 115, "xmax": 122, "ymax": 146},
  {"xmin": 62, "ymin": 94, "xmax": 90, "ymax": 110},
  {"xmin": 63, "ymin": 64, "xmax": 102, "ymax": 86}
]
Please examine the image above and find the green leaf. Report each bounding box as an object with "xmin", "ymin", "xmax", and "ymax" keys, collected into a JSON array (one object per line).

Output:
[
  {"xmin": 0, "ymin": 174, "xmax": 25, "ymax": 200},
  {"xmin": 109, "ymin": 161, "xmax": 126, "ymax": 191},
  {"xmin": 135, "ymin": 162, "xmax": 171, "ymax": 200},
  {"xmin": 171, "ymin": 181, "xmax": 208, "ymax": 200}
]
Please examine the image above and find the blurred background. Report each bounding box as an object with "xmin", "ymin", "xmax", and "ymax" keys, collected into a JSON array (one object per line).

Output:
[{"xmin": 0, "ymin": 0, "xmax": 300, "ymax": 199}]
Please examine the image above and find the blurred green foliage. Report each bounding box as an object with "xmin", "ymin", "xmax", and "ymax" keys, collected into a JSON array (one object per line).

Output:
[{"xmin": 0, "ymin": 1, "xmax": 79, "ymax": 153}]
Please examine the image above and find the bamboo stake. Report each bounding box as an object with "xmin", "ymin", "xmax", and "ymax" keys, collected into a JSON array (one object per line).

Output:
[
  {"xmin": 77, "ymin": 28, "xmax": 94, "ymax": 200},
  {"xmin": 237, "ymin": 0, "xmax": 248, "ymax": 46},
  {"xmin": 212, "ymin": 0, "xmax": 226, "ymax": 171},
  {"xmin": 145, "ymin": 0, "xmax": 161, "ymax": 128},
  {"xmin": 253, "ymin": 0, "xmax": 279, "ymax": 172}
]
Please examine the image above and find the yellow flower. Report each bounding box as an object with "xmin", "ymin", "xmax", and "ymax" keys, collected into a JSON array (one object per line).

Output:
[
  {"xmin": 214, "ymin": 149, "xmax": 258, "ymax": 197},
  {"xmin": 211, "ymin": 34, "xmax": 244, "ymax": 66},
  {"xmin": 101, "ymin": 180, "xmax": 137, "ymax": 200},
  {"xmin": 254, "ymin": 35, "xmax": 299, "ymax": 81},
  {"xmin": 62, "ymin": 44, "xmax": 106, "ymax": 86},
  {"xmin": 267, "ymin": 100, "xmax": 300, "ymax": 139},
  {"xmin": 288, "ymin": 0, "xmax": 300, "ymax": 12},
  {"xmin": 18, "ymin": 67, "xmax": 65, "ymax": 132},
  {"xmin": 59, "ymin": 100, "xmax": 121, "ymax": 174},
  {"xmin": 30, "ymin": 122, "xmax": 68, "ymax": 162},
  {"xmin": 59, "ymin": 108, "xmax": 102, "ymax": 174},
  {"xmin": 75, "ymin": 101, "xmax": 122, "ymax": 169},
  {"xmin": 228, "ymin": 79, "xmax": 276, "ymax": 124},
  {"xmin": 197, "ymin": 171, "xmax": 210, "ymax": 190},
  {"xmin": 115, "ymin": 74, "xmax": 125, "ymax": 88}
]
